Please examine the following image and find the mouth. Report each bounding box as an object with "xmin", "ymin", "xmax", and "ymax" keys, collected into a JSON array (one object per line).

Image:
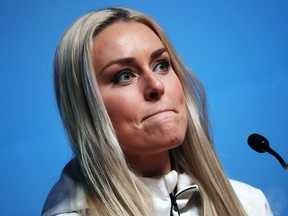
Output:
[{"xmin": 142, "ymin": 109, "xmax": 175, "ymax": 122}]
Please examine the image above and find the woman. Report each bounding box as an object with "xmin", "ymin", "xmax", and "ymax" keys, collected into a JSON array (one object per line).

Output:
[{"xmin": 42, "ymin": 7, "xmax": 272, "ymax": 216}]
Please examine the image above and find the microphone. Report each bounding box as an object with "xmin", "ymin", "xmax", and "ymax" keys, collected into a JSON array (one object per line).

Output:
[{"xmin": 248, "ymin": 133, "xmax": 288, "ymax": 169}]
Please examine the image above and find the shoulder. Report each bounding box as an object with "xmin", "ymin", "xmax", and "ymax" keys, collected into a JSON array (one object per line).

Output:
[
  {"xmin": 42, "ymin": 159, "xmax": 86, "ymax": 216},
  {"xmin": 230, "ymin": 179, "xmax": 273, "ymax": 216}
]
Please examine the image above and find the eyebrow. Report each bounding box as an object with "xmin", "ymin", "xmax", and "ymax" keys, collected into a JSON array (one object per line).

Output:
[
  {"xmin": 150, "ymin": 48, "xmax": 167, "ymax": 61},
  {"xmin": 99, "ymin": 48, "xmax": 168, "ymax": 75}
]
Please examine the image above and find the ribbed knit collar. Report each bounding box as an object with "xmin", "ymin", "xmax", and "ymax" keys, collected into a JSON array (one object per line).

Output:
[{"xmin": 140, "ymin": 171, "xmax": 200, "ymax": 215}]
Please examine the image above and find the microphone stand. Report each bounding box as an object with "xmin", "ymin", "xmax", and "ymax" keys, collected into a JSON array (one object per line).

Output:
[{"xmin": 265, "ymin": 146, "xmax": 288, "ymax": 169}]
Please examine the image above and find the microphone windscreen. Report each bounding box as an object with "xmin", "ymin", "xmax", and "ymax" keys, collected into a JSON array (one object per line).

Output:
[{"xmin": 248, "ymin": 133, "xmax": 270, "ymax": 153}]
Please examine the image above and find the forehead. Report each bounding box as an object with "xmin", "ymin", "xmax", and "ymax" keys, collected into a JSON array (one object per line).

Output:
[{"xmin": 93, "ymin": 21, "xmax": 165, "ymax": 59}]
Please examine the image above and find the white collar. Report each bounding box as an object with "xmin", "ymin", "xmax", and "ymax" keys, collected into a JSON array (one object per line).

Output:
[{"xmin": 139, "ymin": 171, "xmax": 200, "ymax": 216}]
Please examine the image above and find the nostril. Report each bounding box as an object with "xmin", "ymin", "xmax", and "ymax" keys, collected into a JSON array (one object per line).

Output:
[{"xmin": 149, "ymin": 92, "xmax": 159, "ymax": 100}]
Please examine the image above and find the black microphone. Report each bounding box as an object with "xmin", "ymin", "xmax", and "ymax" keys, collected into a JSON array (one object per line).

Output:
[{"xmin": 248, "ymin": 133, "xmax": 288, "ymax": 169}]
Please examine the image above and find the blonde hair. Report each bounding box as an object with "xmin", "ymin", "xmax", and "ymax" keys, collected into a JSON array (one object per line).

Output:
[{"xmin": 54, "ymin": 7, "xmax": 247, "ymax": 216}]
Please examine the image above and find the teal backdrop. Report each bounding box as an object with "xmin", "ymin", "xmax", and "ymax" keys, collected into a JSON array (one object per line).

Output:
[{"xmin": 1, "ymin": 0, "xmax": 287, "ymax": 215}]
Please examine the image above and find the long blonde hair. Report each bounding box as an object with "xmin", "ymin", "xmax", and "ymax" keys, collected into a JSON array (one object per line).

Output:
[{"xmin": 54, "ymin": 7, "xmax": 247, "ymax": 215}]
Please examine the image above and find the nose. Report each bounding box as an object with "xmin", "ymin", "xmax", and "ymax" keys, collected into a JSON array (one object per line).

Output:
[{"xmin": 143, "ymin": 73, "xmax": 164, "ymax": 101}]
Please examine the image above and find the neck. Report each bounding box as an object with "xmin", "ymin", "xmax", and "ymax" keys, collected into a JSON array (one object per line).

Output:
[{"xmin": 126, "ymin": 151, "xmax": 171, "ymax": 177}]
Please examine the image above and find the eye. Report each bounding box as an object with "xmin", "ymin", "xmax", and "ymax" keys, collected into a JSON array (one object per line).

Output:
[
  {"xmin": 112, "ymin": 70, "xmax": 136, "ymax": 84},
  {"xmin": 154, "ymin": 60, "xmax": 170, "ymax": 72}
]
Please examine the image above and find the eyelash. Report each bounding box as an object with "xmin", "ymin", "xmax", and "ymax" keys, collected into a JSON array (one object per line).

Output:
[
  {"xmin": 153, "ymin": 60, "xmax": 170, "ymax": 72},
  {"xmin": 111, "ymin": 60, "xmax": 171, "ymax": 84},
  {"xmin": 112, "ymin": 70, "xmax": 135, "ymax": 84}
]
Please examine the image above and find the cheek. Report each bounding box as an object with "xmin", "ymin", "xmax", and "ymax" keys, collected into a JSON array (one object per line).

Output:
[
  {"xmin": 171, "ymin": 75, "xmax": 186, "ymax": 105},
  {"xmin": 103, "ymin": 96, "xmax": 130, "ymax": 122},
  {"xmin": 171, "ymin": 75, "xmax": 188, "ymax": 126},
  {"xmin": 100, "ymin": 89, "xmax": 140, "ymax": 131}
]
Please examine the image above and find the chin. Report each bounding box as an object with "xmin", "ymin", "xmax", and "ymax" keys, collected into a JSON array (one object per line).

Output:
[
  {"xmin": 155, "ymin": 134, "xmax": 186, "ymax": 152},
  {"xmin": 169, "ymin": 135, "xmax": 185, "ymax": 149}
]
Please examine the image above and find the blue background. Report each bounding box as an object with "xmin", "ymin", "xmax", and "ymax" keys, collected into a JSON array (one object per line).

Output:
[{"xmin": 1, "ymin": 0, "xmax": 287, "ymax": 215}]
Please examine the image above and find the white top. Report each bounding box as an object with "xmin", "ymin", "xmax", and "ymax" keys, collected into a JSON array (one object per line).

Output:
[
  {"xmin": 140, "ymin": 170, "xmax": 273, "ymax": 216},
  {"xmin": 42, "ymin": 165, "xmax": 273, "ymax": 216}
]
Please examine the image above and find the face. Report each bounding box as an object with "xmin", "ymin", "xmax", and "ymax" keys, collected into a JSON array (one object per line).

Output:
[{"xmin": 93, "ymin": 21, "xmax": 187, "ymax": 158}]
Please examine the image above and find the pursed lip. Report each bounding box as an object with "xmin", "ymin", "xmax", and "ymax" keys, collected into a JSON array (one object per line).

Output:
[{"xmin": 141, "ymin": 109, "xmax": 175, "ymax": 122}]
